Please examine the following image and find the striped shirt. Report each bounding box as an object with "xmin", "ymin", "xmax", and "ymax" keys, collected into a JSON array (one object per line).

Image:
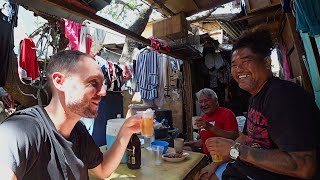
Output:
[{"xmin": 135, "ymin": 49, "xmax": 159, "ymax": 100}]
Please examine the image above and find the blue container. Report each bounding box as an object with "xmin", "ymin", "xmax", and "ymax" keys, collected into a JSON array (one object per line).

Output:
[
  {"xmin": 151, "ymin": 141, "xmax": 169, "ymax": 153},
  {"xmin": 106, "ymin": 118, "xmax": 127, "ymax": 163}
]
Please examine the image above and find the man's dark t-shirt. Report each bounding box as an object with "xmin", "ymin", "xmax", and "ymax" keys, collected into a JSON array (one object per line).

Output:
[
  {"xmin": 223, "ymin": 77, "xmax": 319, "ymax": 179},
  {"xmin": 0, "ymin": 106, "xmax": 103, "ymax": 180}
]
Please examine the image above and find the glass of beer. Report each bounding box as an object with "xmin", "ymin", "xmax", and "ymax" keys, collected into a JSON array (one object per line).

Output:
[
  {"xmin": 212, "ymin": 154, "xmax": 223, "ymax": 162},
  {"xmin": 138, "ymin": 109, "xmax": 154, "ymax": 137}
]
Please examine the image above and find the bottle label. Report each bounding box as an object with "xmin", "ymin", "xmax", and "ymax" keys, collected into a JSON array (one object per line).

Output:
[
  {"xmin": 131, "ymin": 156, "xmax": 136, "ymax": 164},
  {"xmin": 127, "ymin": 146, "xmax": 136, "ymax": 164}
]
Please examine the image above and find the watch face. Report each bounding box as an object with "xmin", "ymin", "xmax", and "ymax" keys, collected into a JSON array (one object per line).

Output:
[{"xmin": 230, "ymin": 148, "xmax": 239, "ymax": 159}]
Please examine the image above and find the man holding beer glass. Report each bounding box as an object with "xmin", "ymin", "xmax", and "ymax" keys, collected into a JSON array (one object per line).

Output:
[{"xmin": 184, "ymin": 88, "xmax": 239, "ymax": 180}]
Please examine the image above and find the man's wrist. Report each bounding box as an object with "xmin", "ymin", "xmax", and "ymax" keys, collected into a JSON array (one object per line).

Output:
[{"xmin": 204, "ymin": 122, "xmax": 214, "ymax": 130}]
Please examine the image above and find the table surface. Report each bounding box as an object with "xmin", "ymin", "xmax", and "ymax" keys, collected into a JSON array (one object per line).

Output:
[{"xmin": 89, "ymin": 146, "xmax": 207, "ymax": 180}]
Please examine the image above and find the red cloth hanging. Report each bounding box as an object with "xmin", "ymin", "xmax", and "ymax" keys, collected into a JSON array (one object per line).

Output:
[
  {"xmin": 19, "ymin": 38, "xmax": 40, "ymax": 84},
  {"xmin": 65, "ymin": 20, "xmax": 82, "ymax": 50}
]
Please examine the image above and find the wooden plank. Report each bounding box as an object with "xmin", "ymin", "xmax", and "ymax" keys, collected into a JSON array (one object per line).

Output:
[{"xmin": 165, "ymin": 0, "xmax": 199, "ymax": 14}]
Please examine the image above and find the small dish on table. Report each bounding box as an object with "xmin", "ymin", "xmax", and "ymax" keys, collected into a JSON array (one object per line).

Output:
[{"xmin": 162, "ymin": 152, "xmax": 190, "ymax": 162}]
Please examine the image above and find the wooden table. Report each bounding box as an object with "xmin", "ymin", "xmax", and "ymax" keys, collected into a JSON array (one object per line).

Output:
[{"xmin": 89, "ymin": 146, "xmax": 207, "ymax": 180}]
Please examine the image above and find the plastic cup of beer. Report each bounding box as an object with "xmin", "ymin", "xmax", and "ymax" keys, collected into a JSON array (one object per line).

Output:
[
  {"xmin": 138, "ymin": 109, "xmax": 154, "ymax": 137},
  {"xmin": 212, "ymin": 154, "xmax": 223, "ymax": 162}
]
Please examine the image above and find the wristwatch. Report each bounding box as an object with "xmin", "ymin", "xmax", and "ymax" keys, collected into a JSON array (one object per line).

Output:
[{"xmin": 230, "ymin": 142, "xmax": 241, "ymax": 160}]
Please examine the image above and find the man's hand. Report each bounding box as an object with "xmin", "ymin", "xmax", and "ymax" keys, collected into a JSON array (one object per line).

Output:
[
  {"xmin": 1, "ymin": 93, "xmax": 14, "ymax": 109},
  {"xmin": 199, "ymin": 162, "xmax": 218, "ymax": 180},
  {"xmin": 194, "ymin": 118, "xmax": 211, "ymax": 129},
  {"xmin": 121, "ymin": 114, "xmax": 142, "ymax": 135},
  {"xmin": 205, "ymin": 137, "xmax": 234, "ymax": 158}
]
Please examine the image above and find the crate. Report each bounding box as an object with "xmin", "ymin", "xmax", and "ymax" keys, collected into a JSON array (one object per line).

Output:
[{"xmin": 152, "ymin": 13, "xmax": 188, "ymax": 41}]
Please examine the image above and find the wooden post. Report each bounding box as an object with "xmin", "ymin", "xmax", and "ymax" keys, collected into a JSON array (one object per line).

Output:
[{"xmin": 182, "ymin": 61, "xmax": 193, "ymax": 140}]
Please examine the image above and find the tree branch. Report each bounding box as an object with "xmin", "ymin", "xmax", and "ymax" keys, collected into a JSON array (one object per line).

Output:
[
  {"xmin": 117, "ymin": 5, "xmax": 125, "ymax": 19},
  {"xmin": 114, "ymin": 0, "xmax": 137, "ymax": 11}
]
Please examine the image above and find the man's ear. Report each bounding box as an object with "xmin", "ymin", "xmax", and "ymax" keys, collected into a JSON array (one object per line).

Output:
[{"xmin": 51, "ymin": 72, "xmax": 65, "ymax": 91}]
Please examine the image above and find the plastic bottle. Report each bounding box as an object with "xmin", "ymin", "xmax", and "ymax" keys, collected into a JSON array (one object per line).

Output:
[{"xmin": 126, "ymin": 133, "xmax": 141, "ymax": 169}]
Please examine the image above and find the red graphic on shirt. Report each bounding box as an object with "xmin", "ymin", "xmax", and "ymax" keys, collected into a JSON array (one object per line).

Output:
[{"xmin": 245, "ymin": 108, "xmax": 271, "ymax": 149}]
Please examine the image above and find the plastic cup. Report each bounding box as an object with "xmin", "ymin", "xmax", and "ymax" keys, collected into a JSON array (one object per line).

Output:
[
  {"xmin": 151, "ymin": 145, "xmax": 164, "ymax": 165},
  {"xmin": 174, "ymin": 138, "xmax": 184, "ymax": 154},
  {"xmin": 144, "ymin": 135, "xmax": 155, "ymax": 150},
  {"xmin": 192, "ymin": 116, "xmax": 200, "ymax": 129},
  {"xmin": 138, "ymin": 109, "xmax": 154, "ymax": 137},
  {"xmin": 212, "ymin": 154, "xmax": 223, "ymax": 162}
]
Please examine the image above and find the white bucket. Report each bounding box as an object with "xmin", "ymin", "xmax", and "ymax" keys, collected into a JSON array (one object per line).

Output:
[{"xmin": 106, "ymin": 118, "xmax": 127, "ymax": 163}]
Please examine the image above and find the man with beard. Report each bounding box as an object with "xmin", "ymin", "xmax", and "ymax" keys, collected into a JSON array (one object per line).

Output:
[
  {"xmin": 0, "ymin": 50, "xmax": 142, "ymax": 180},
  {"xmin": 206, "ymin": 28, "xmax": 319, "ymax": 179},
  {"xmin": 184, "ymin": 88, "xmax": 239, "ymax": 180}
]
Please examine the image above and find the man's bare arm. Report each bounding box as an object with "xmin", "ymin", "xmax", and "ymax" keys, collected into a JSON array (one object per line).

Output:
[{"xmin": 239, "ymin": 145, "xmax": 316, "ymax": 179}]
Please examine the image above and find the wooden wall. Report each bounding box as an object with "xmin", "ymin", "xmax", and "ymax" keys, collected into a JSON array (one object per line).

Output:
[{"xmin": 279, "ymin": 13, "xmax": 313, "ymax": 95}]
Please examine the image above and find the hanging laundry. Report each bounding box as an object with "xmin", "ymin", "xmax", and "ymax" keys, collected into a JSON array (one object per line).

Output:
[
  {"xmin": 95, "ymin": 55, "xmax": 108, "ymax": 67},
  {"xmin": 79, "ymin": 24, "xmax": 92, "ymax": 54},
  {"xmin": 90, "ymin": 29, "xmax": 106, "ymax": 55},
  {"xmin": 0, "ymin": 2, "xmax": 15, "ymax": 87},
  {"xmin": 108, "ymin": 61, "xmax": 116, "ymax": 82},
  {"xmin": 64, "ymin": 19, "xmax": 81, "ymax": 50},
  {"xmin": 163, "ymin": 56, "xmax": 171, "ymax": 97},
  {"xmin": 95, "ymin": 55, "xmax": 112, "ymax": 90},
  {"xmin": 120, "ymin": 63, "xmax": 133, "ymax": 82},
  {"xmin": 18, "ymin": 38, "xmax": 40, "ymax": 84},
  {"xmin": 154, "ymin": 54, "xmax": 168, "ymax": 107},
  {"xmin": 281, "ymin": 45, "xmax": 293, "ymax": 80},
  {"xmin": 122, "ymin": 63, "xmax": 135, "ymax": 95},
  {"xmin": 135, "ymin": 49, "xmax": 159, "ymax": 100},
  {"xmin": 113, "ymin": 64, "xmax": 123, "ymax": 91}
]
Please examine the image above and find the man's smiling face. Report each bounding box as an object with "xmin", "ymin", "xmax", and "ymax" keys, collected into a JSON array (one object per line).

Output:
[{"xmin": 231, "ymin": 47, "xmax": 270, "ymax": 95}]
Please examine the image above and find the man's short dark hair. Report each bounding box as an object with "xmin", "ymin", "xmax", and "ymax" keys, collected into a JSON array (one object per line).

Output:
[
  {"xmin": 232, "ymin": 27, "xmax": 274, "ymax": 58},
  {"xmin": 46, "ymin": 50, "xmax": 92, "ymax": 81}
]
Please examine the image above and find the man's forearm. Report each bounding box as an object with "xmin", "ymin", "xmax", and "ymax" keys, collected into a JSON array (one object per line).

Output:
[
  {"xmin": 206, "ymin": 125, "xmax": 239, "ymax": 140},
  {"xmin": 92, "ymin": 129, "xmax": 132, "ymax": 178},
  {"xmin": 239, "ymin": 145, "xmax": 316, "ymax": 179}
]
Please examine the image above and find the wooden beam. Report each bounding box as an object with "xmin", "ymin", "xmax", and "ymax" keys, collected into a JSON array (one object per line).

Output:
[
  {"xmin": 152, "ymin": 0, "xmax": 176, "ymax": 16},
  {"xmin": 183, "ymin": 61, "xmax": 193, "ymax": 140},
  {"xmin": 191, "ymin": 0, "xmax": 200, "ymax": 11}
]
